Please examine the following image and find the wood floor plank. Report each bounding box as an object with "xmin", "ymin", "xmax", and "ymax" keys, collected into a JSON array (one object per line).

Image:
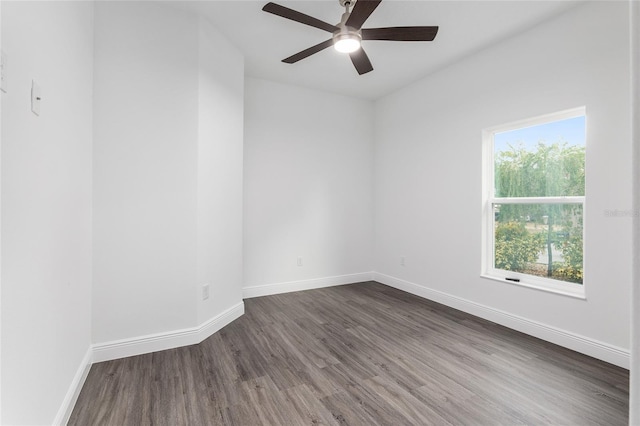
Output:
[
  {"xmin": 282, "ymin": 384, "xmax": 339, "ymax": 425},
  {"xmin": 69, "ymin": 281, "xmax": 629, "ymax": 425}
]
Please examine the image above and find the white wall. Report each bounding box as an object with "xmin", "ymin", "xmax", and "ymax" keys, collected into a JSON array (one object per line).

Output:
[
  {"xmin": 243, "ymin": 78, "xmax": 374, "ymax": 294},
  {"xmin": 1, "ymin": 1, "xmax": 94, "ymax": 424},
  {"xmin": 196, "ymin": 18, "xmax": 244, "ymax": 325},
  {"xmin": 374, "ymin": 1, "xmax": 631, "ymax": 361},
  {"xmin": 630, "ymin": 0, "xmax": 640, "ymax": 421},
  {"xmin": 1, "ymin": 2, "xmax": 4, "ymax": 421},
  {"xmin": 93, "ymin": 1, "xmax": 199, "ymax": 343},
  {"xmin": 93, "ymin": 3, "xmax": 245, "ymax": 347}
]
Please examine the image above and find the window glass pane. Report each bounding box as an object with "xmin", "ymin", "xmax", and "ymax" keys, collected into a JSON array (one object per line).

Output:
[
  {"xmin": 494, "ymin": 203, "xmax": 583, "ymax": 284},
  {"xmin": 494, "ymin": 116, "xmax": 585, "ymax": 197}
]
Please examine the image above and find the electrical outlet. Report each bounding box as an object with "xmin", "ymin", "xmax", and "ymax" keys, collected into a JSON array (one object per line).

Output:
[
  {"xmin": 202, "ymin": 284, "xmax": 210, "ymax": 301},
  {"xmin": 297, "ymin": 257, "xmax": 303, "ymax": 267},
  {"xmin": 31, "ymin": 80, "xmax": 41, "ymax": 116},
  {"xmin": 401, "ymin": 256, "xmax": 405, "ymax": 266}
]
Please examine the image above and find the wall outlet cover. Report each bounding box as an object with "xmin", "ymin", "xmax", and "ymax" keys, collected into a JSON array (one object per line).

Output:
[
  {"xmin": 202, "ymin": 284, "xmax": 210, "ymax": 301},
  {"xmin": 31, "ymin": 80, "xmax": 41, "ymax": 116}
]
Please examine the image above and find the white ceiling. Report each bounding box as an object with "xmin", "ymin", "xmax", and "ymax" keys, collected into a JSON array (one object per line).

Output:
[{"xmin": 175, "ymin": 0, "xmax": 582, "ymax": 100}]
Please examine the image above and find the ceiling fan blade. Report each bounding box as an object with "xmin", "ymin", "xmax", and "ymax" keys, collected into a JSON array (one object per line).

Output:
[
  {"xmin": 345, "ymin": 0, "xmax": 382, "ymax": 30},
  {"xmin": 362, "ymin": 26, "xmax": 439, "ymax": 41},
  {"xmin": 349, "ymin": 47, "xmax": 374, "ymax": 75},
  {"xmin": 263, "ymin": 2, "xmax": 338, "ymax": 33},
  {"xmin": 282, "ymin": 39, "xmax": 334, "ymax": 64}
]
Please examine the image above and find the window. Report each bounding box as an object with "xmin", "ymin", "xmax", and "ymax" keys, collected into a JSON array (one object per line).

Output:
[{"xmin": 482, "ymin": 108, "xmax": 586, "ymax": 298}]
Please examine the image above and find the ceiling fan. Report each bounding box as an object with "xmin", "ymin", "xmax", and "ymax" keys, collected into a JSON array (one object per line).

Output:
[{"xmin": 262, "ymin": 0, "xmax": 439, "ymax": 75}]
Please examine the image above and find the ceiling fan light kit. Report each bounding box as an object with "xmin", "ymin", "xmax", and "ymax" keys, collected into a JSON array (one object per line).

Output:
[
  {"xmin": 333, "ymin": 30, "xmax": 362, "ymax": 53},
  {"xmin": 262, "ymin": 0, "xmax": 439, "ymax": 75}
]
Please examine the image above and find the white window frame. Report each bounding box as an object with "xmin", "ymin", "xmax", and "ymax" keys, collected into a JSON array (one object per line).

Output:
[{"xmin": 481, "ymin": 107, "xmax": 586, "ymax": 299}]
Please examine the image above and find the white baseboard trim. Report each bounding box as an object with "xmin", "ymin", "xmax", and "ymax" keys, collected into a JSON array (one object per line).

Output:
[
  {"xmin": 373, "ymin": 272, "xmax": 630, "ymax": 369},
  {"xmin": 243, "ymin": 272, "xmax": 374, "ymax": 299},
  {"xmin": 92, "ymin": 301, "xmax": 245, "ymax": 363},
  {"xmin": 53, "ymin": 347, "xmax": 92, "ymax": 426}
]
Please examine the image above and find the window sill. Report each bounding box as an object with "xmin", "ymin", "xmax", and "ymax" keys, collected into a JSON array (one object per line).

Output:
[{"xmin": 480, "ymin": 274, "xmax": 586, "ymax": 300}]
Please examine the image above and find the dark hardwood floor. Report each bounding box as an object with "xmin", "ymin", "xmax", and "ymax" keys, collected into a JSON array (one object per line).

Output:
[{"xmin": 69, "ymin": 281, "xmax": 629, "ymax": 425}]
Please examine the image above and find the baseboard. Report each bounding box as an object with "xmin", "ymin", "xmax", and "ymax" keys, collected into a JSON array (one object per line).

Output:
[
  {"xmin": 242, "ymin": 272, "xmax": 374, "ymax": 299},
  {"xmin": 92, "ymin": 301, "xmax": 245, "ymax": 363},
  {"xmin": 197, "ymin": 302, "xmax": 245, "ymax": 343},
  {"xmin": 373, "ymin": 272, "xmax": 630, "ymax": 369},
  {"xmin": 53, "ymin": 347, "xmax": 92, "ymax": 426}
]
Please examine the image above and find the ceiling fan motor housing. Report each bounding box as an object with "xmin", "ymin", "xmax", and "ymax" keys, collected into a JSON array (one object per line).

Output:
[{"xmin": 333, "ymin": 25, "xmax": 362, "ymax": 46}]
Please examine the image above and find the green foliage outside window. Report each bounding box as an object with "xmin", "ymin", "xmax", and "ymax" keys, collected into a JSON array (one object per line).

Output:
[
  {"xmin": 494, "ymin": 141, "xmax": 585, "ymax": 284},
  {"xmin": 495, "ymin": 221, "xmax": 545, "ymax": 271}
]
